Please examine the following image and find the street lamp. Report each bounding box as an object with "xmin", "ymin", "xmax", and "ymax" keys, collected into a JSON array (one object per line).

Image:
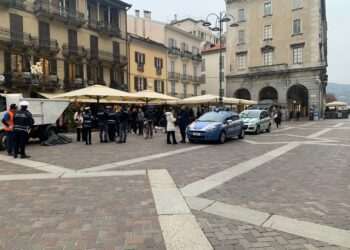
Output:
[{"xmin": 203, "ymin": 12, "xmax": 238, "ymax": 107}]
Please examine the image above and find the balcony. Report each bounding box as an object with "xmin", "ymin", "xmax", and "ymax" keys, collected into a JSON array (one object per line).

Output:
[
  {"xmin": 0, "ymin": 0, "xmax": 26, "ymax": 9},
  {"xmin": 86, "ymin": 49, "xmax": 113, "ymax": 63},
  {"xmin": 168, "ymin": 47, "xmax": 180, "ymax": 58},
  {"xmin": 32, "ymin": 37, "xmax": 59, "ymax": 55},
  {"xmin": 62, "ymin": 44, "xmax": 86, "ymax": 59},
  {"xmin": 113, "ymin": 55, "xmax": 128, "ymax": 66},
  {"xmin": 192, "ymin": 53, "xmax": 202, "ymax": 63},
  {"xmin": 64, "ymin": 78, "xmax": 85, "ymax": 90},
  {"xmin": 248, "ymin": 64, "xmax": 288, "ymax": 75},
  {"xmin": 181, "ymin": 74, "xmax": 192, "ymax": 83},
  {"xmin": 88, "ymin": 20, "xmax": 121, "ymax": 37},
  {"xmin": 168, "ymin": 72, "xmax": 180, "ymax": 81},
  {"xmin": 33, "ymin": 0, "xmax": 86, "ymax": 27},
  {"xmin": 181, "ymin": 51, "xmax": 192, "ymax": 61},
  {"xmin": 192, "ymin": 76, "xmax": 204, "ymax": 84},
  {"xmin": 0, "ymin": 27, "xmax": 31, "ymax": 49},
  {"xmin": 35, "ymin": 75, "xmax": 60, "ymax": 89}
]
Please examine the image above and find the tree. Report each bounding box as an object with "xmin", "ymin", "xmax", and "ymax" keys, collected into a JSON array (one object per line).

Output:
[{"xmin": 326, "ymin": 93, "xmax": 337, "ymax": 103}]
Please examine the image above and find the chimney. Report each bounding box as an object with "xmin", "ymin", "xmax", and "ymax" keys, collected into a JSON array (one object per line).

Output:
[
  {"xmin": 135, "ymin": 9, "xmax": 140, "ymax": 17},
  {"xmin": 174, "ymin": 14, "xmax": 177, "ymax": 21},
  {"xmin": 144, "ymin": 10, "xmax": 152, "ymax": 19}
]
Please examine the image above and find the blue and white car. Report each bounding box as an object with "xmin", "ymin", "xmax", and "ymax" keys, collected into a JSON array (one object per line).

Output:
[{"xmin": 186, "ymin": 110, "xmax": 245, "ymax": 143}]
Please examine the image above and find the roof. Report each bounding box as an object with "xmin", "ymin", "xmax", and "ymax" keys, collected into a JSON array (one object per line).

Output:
[
  {"xmin": 102, "ymin": 0, "xmax": 131, "ymax": 9},
  {"xmin": 128, "ymin": 34, "xmax": 168, "ymax": 49},
  {"xmin": 165, "ymin": 25, "xmax": 203, "ymax": 42},
  {"xmin": 170, "ymin": 18, "xmax": 205, "ymax": 25},
  {"xmin": 201, "ymin": 44, "xmax": 226, "ymax": 54}
]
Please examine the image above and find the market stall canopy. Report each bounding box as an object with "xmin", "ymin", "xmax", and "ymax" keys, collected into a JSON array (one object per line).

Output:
[
  {"xmin": 179, "ymin": 95, "xmax": 241, "ymax": 105},
  {"xmin": 51, "ymin": 85, "xmax": 135, "ymax": 102},
  {"xmin": 326, "ymin": 101, "xmax": 348, "ymax": 107},
  {"xmin": 130, "ymin": 90, "xmax": 179, "ymax": 104},
  {"xmin": 238, "ymin": 99, "xmax": 258, "ymax": 105}
]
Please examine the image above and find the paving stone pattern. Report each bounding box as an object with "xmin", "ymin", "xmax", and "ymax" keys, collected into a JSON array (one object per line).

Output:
[
  {"xmin": 0, "ymin": 160, "xmax": 45, "ymax": 175},
  {"xmin": 0, "ymin": 176, "xmax": 165, "ymax": 250}
]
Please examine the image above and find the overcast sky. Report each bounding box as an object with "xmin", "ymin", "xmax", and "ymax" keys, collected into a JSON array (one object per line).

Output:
[{"xmin": 127, "ymin": 0, "xmax": 350, "ymax": 85}]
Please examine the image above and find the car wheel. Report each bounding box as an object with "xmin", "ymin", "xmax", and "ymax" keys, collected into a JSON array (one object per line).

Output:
[
  {"xmin": 238, "ymin": 129, "xmax": 245, "ymax": 139},
  {"xmin": 255, "ymin": 126, "xmax": 260, "ymax": 135},
  {"xmin": 218, "ymin": 131, "xmax": 226, "ymax": 144},
  {"xmin": 266, "ymin": 124, "xmax": 271, "ymax": 133}
]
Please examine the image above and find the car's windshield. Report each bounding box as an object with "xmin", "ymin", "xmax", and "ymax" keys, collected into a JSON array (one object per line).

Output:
[
  {"xmin": 198, "ymin": 112, "xmax": 226, "ymax": 122},
  {"xmin": 240, "ymin": 110, "xmax": 260, "ymax": 118}
]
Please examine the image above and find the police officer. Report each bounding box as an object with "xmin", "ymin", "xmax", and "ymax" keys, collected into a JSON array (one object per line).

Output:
[
  {"xmin": 96, "ymin": 106, "xmax": 108, "ymax": 143},
  {"xmin": 106, "ymin": 106, "xmax": 117, "ymax": 142},
  {"xmin": 83, "ymin": 106, "xmax": 94, "ymax": 145},
  {"xmin": 1, "ymin": 103, "xmax": 17, "ymax": 155},
  {"xmin": 13, "ymin": 101, "xmax": 34, "ymax": 159},
  {"xmin": 118, "ymin": 105, "xmax": 130, "ymax": 143}
]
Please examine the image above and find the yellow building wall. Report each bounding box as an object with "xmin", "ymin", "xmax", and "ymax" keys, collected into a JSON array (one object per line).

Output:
[{"xmin": 129, "ymin": 39, "xmax": 167, "ymax": 93}]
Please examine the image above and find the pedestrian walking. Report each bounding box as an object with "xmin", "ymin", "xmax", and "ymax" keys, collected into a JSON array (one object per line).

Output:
[
  {"xmin": 127, "ymin": 107, "xmax": 132, "ymax": 133},
  {"xmin": 131, "ymin": 108, "xmax": 138, "ymax": 134},
  {"xmin": 118, "ymin": 105, "xmax": 130, "ymax": 143},
  {"xmin": 177, "ymin": 105, "xmax": 189, "ymax": 143},
  {"xmin": 165, "ymin": 107, "xmax": 177, "ymax": 145},
  {"xmin": 96, "ymin": 106, "xmax": 108, "ymax": 143},
  {"xmin": 83, "ymin": 106, "xmax": 94, "ymax": 145},
  {"xmin": 13, "ymin": 101, "xmax": 34, "ymax": 158},
  {"xmin": 1, "ymin": 103, "xmax": 17, "ymax": 155},
  {"xmin": 296, "ymin": 110, "xmax": 301, "ymax": 121},
  {"xmin": 289, "ymin": 110, "xmax": 294, "ymax": 121},
  {"xmin": 137, "ymin": 108, "xmax": 144, "ymax": 135},
  {"xmin": 275, "ymin": 107, "xmax": 282, "ymax": 128},
  {"xmin": 106, "ymin": 106, "xmax": 117, "ymax": 142},
  {"xmin": 73, "ymin": 108, "xmax": 83, "ymax": 141}
]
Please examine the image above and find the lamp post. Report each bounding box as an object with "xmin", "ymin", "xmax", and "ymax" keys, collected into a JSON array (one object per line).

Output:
[{"xmin": 203, "ymin": 12, "xmax": 238, "ymax": 107}]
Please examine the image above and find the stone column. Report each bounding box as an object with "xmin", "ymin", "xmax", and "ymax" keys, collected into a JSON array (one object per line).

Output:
[{"xmin": 97, "ymin": 2, "xmax": 100, "ymax": 22}]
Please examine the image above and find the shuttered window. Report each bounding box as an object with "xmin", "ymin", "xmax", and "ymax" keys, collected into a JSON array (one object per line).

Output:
[
  {"xmin": 134, "ymin": 77, "xmax": 147, "ymax": 91},
  {"xmin": 10, "ymin": 13, "xmax": 23, "ymax": 43},
  {"xmin": 113, "ymin": 41, "xmax": 120, "ymax": 61},
  {"xmin": 39, "ymin": 21, "xmax": 50, "ymax": 49},
  {"xmin": 90, "ymin": 35, "xmax": 98, "ymax": 59},
  {"xmin": 68, "ymin": 29, "xmax": 77, "ymax": 55}
]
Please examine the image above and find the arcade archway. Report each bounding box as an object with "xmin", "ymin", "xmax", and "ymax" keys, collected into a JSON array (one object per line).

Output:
[
  {"xmin": 259, "ymin": 86, "xmax": 278, "ymax": 103},
  {"xmin": 234, "ymin": 88, "xmax": 251, "ymax": 100},
  {"xmin": 287, "ymin": 84, "xmax": 309, "ymax": 118}
]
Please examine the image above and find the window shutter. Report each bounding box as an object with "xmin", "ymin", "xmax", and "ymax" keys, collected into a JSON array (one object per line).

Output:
[
  {"xmin": 134, "ymin": 76, "xmax": 138, "ymax": 91},
  {"xmin": 98, "ymin": 65, "xmax": 103, "ymax": 81},
  {"xmin": 113, "ymin": 41, "xmax": 120, "ymax": 56},
  {"xmin": 4, "ymin": 52, "xmax": 11, "ymax": 73},
  {"xmin": 50, "ymin": 59, "xmax": 57, "ymax": 74},
  {"xmin": 154, "ymin": 57, "xmax": 157, "ymax": 67},
  {"xmin": 143, "ymin": 78, "xmax": 147, "ymax": 90},
  {"xmin": 64, "ymin": 61, "xmax": 69, "ymax": 85},
  {"xmin": 87, "ymin": 65, "xmax": 91, "ymax": 80},
  {"xmin": 39, "ymin": 21, "xmax": 50, "ymax": 49},
  {"xmin": 78, "ymin": 64, "xmax": 84, "ymax": 78},
  {"xmin": 161, "ymin": 81, "xmax": 164, "ymax": 93},
  {"xmin": 69, "ymin": 0, "xmax": 76, "ymax": 11},
  {"xmin": 10, "ymin": 13, "xmax": 23, "ymax": 43},
  {"xmin": 110, "ymin": 68, "xmax": 114, "ymax": 82},
  {"xmin": 135, "ymin": 52, "xmax": 138, "ymax": 63},
  {"xmin": 24, "ymin": 56, "xmax": 32, "ymax": 72},
  {"xmin": 142, "ymin": 54, "xmax": 145, "ymax": 64},
  {"xmin": 160, "ymin": 59, "xmax": 163, "ymax": 68}
]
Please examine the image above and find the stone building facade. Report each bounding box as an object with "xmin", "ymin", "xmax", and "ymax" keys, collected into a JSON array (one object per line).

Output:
[
  {"xmin": 0, "ymin": 0, "xmax": 130, "ymax": 97},
  {"xmin": 225, "ymin": 0, "xmax": 327, "ymax": 117}
]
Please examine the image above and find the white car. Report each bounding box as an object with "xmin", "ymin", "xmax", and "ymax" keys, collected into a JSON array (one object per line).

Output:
[{"xmin": 240, "ymin": 110, "xmax": 272, "ymax": 134}]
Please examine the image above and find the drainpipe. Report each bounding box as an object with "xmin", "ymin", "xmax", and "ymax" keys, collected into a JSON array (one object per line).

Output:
[{"xmin": 126, "ymin": 5, "xmax": 132, "ymax": 92}]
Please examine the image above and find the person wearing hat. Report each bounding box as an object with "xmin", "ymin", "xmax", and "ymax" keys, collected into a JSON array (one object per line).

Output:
[
  {"xmin": 13, "ymin": 100, "xmax": 34, "ymax": 158},
  {"xmin": 106, "ymin": 106, "xmax": 117, "ymax": 142},
  {"xmin": 1, "ymin": 103, "xmax": 18, "ymax": 155},
  {"xmin": 83, "ymin": 106, "xmax": 94, "ymax": 145}
]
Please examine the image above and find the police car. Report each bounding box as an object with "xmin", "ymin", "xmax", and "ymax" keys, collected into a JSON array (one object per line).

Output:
[
  {"xmin": 240, "ymin": 109, "xmax": 272, "ymax": 134},
  {"xmin": 186, "ymin": 109, "xmax": 245, "ymax": 144}
]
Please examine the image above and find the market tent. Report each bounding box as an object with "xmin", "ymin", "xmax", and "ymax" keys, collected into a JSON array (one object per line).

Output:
[
  {"xmin": 326, "ymin": 101, "xmax": 348, "ymax": 107},
  {"xmin": 51, "ymin": 85, "xmax": 135, "ymax": 103},
  {"xmin": 178, "ymin": 94, "xmax": 240, "ymax": 105},
  {"xmin": 130, "ymin": 90, "xmax": 179, "ymax": 104},
  {"xmin": 238, "ymin": 99, "xmax": 258, "ymax": 105}
]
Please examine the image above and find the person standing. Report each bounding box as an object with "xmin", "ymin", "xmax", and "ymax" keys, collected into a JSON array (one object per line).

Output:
[
  {"xmin": 106, "ymin": 106, "xmax": 117, "ymax": 142},
  {"xmin": 1, "ymin": 104, "xmax": 17, "ymax": 155},
  {"xmin": 296, "ymin": 110, "xmax": 301, "ymax": 121},
  {"xmin": 130, "ymin": 107, "xmax": 138, "ymax": 134},
  {"xmin": 83, "ymin": 106, "xmax": 93, "ymax": 145},
  {"xmin": 96, "ymin": 106, "xmax": 108, "ymax": 143},
  {"xmin": 165, "ymin": 107, "xmax": 177, "ymax": 144},
  {"xmin": 118, "ymin": 105, "xmax": 130, "ymax": 143},
  {"xmin": 13, "ymin": 101, "xmax": 34, "ymax": 158},
  {"xmin": 137, "ymin": 108, "xmax": 144, "ymax": 135},
  {"xmin": 275, "ymin": 107, "xmax": 282, "ymax": 128},
  {"xmin": 177, "ymin": 105, "xmax": 189, "ymax": 143},
  {"xmin": 73, "ymin": 108, "xmax": 83, "ymax": 142}
]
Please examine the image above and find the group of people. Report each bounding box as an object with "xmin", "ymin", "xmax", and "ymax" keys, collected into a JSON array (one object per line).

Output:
[{"xmin": 2, "ymin": 101, "xmax": 34, "ymax": 158}]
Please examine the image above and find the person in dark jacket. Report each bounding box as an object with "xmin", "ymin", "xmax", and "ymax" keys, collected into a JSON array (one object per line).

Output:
[
  {"xmin": 83, "ymin": 106, "xmax": 94, "ymax": 145},
  {"xmin": 137, "ymin": 108, "xmax": 144, "ymax": 135},
  {"xmin": 130, "ymin": 108, "xmax": 138, "ymax": 134},
  {"xmin": 118, "ymin": 105, "xmax": 130, "ymax": 143},
  {"xmin": 275, "ymin": 107, "xmax": 283, "ymax": 128},
  {"xmin": 96, "ymin": 106, "xmax": 108, "ymax": 143},
  {"xmin": 177, "ymin": 105, "xmax": 189, "ymax": 143},
  {"xmin": 13, "ymin": 101, "xmax": 34, "ymax": 158},
  {"xmin": 106, "ymin": 106, "xmax": 117, "ymax": 141},
  {"xmin": 2, "ymin": 103, "xmax": 17, "ymax": 156}
]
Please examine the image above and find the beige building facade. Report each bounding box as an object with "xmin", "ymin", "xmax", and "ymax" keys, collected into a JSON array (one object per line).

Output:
[
  {"xmin": 0, "ymin": 0, "xmax": 130, "ymax": 97},
  {"xmin": 128, "ymin": 11, "xmax": 204, "ymax": 98},
  {"xmin": 226, "ymin": 0, "xmax": 327, "ymax": 117}
]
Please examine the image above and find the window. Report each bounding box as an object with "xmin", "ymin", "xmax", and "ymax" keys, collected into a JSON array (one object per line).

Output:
[
  {"xmin": 293, "ymin": 19, "xmax": 302, "ymax": 34},
  {"xmin": 168, "ymin": 38, "xmax": 176, "ymax": 48},
  {"xmin": 193, "ymin": 67, "xmax": 198, "ymax": 78},
  {"xmin": 11, "ymin": 54, "xmax": 23, "ymax": 74},
  {"xmin": 238, "ymin": 30, "xmax": 245, "ymax": 44},
  {"xmin": 293, "ymin": 0, "xmax": 302, "ymax": 9},
  {"xmin": 201, "ymin": 74, "xmax": 206, "ymax": 83},
  {"xmin": 39, "ymin": 58, "xmax": 50, "ymax": 81},
  {"xmin": 183, "ymin": 83, "xmax": 187, "ymax": 97},
  {"xmin": 264, "ymin": 25, "xmax": 272, "ymax": 40},
  {"xmin": 238, "ymin": 9, "xmax": 245, "ymax": 22},
  {"xmin": 264, "ymin": 2, "xmax": 272, "ymax": 16},
  {"xmin": 192, "ymin": 47, "xmax": 199, "ymax": 55},
  {"xmin": 201, "ymin": 59, "xmax": 206, "ymax": 71},
  {"xmin": 171, "ymin": 81, "xmax": 176, "ymax": 94},
  {"xmin": 220, "ymin": 55, "xmax": 225, "ymax": 69},
  {"xmin": 181, "ymin": 42, "xmax": 188, "ymax": 52},
  {"xmin": 201, "ymin": 90, "xmax": 206, "ymax": 95},
  {"xmin": 170, "ymin": 60, "xmax": 175, "ymax": 72},
  {"xmin": 237, "ymin": 53, "xmax": 247, "ymax": 70},
  {"xmin": 135, "ymin": 52, "xmax": 145, "ymax": 71},
  {"xmin": 183, "ymin": 64, "xmax": 187, "ymax": 75},
  {"xmin": 194, "ymin": 85, "xmax": 198, "ymax": 96},
  {"xmin": 292, "ymin": 46, "xmax": 303, "ymax": 63},
  {"xmin": 154, "ymin": 57, "xmax": 163, "ymax": 75},
  {"xmin": 263, "ymin": 51, "xmax": 273, "ymax": 65},
  {"xmin": 154, "ymin": 80, "xmax": 164, "ymax": 93},
  {"xmin": 135, "ymin": 77, "xmax": 147, "ymax": 91}
]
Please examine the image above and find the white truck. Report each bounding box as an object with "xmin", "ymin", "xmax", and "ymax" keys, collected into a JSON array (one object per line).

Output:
[{"xmin": 0, "ymin": 93, "xmax": 70, "ymax": 150}]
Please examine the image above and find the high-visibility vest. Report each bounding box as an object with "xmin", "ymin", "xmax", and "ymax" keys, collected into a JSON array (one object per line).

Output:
[{"xmin": 3, "ymin": 111, "xmax": 14, "ymax": 131}]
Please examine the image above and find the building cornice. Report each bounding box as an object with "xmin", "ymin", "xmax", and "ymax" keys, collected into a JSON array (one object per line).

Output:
[{"xmin": 165, "ymin": 25, "xmax": 203, "ymax": 42}]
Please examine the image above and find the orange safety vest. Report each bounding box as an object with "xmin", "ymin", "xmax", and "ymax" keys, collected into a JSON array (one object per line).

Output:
[{"xmin": 3, "ymin": 111, "xmax": 14, "ymax": 131}]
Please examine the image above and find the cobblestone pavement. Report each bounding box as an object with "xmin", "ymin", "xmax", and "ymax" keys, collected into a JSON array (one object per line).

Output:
[{"xmin": 0, "ymin": 119, "xmax": 350, "ymax": 249}]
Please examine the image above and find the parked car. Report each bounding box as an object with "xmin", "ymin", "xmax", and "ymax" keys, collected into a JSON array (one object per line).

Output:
[
  {"xmin": 186, "ymin": 110, "xmax": 245, "ymax": 144},
  {"xmin": 240, "ymin": 109, "xmax": 272, "ymax": 134}
]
